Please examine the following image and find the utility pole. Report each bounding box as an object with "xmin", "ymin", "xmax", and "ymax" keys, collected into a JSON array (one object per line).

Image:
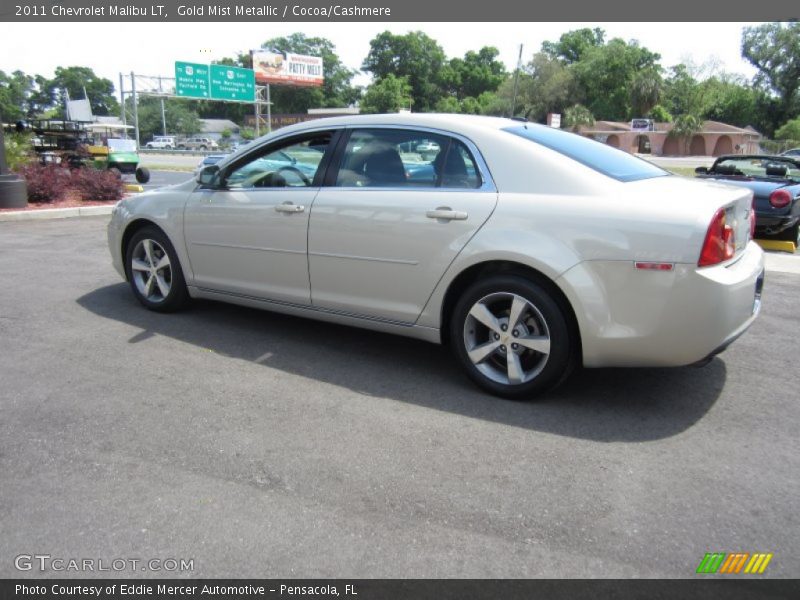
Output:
[
  {"xmin": 0, "ymin": 125, "xmax": 27, "ymax": 208},
  {"xmin": 131, "ymin": 72, "xmax": 140, "ymax": 150},
  {"xmin": 159, "ymin": 76, "xmax": 167, "ymax": 136},
  {"xmin": 510, "ymin": 44, "xmax": 523, "ymax": 118}
]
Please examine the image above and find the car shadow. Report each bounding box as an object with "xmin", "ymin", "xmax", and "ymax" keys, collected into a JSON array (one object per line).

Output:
[{"xmin": 77, "ymin": 284, "xmax": 727, "ymax": 443}]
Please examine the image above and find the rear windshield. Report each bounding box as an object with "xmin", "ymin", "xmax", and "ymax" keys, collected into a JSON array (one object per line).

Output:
[{"xmin": 505, "ymin": 125, "xmax": 669, "ymax": 182}]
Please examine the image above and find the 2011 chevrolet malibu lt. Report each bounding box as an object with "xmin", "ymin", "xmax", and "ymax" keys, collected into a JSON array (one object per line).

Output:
[{"xmin": 107, "ymin": 114, "xmax": 765, "ymax": 398}]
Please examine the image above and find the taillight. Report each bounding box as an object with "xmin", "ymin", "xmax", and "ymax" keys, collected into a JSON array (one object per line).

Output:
[
  {"xmin": 699, "ymin": 208, "xmax": 735, "ymax": 267},
  {"xmin": 769, "ymin": 189, "xmax": 792, "ymax": 208},
  {"xmin": 750, "ymin": 198, "xmax": 756, "ymax": 240}
]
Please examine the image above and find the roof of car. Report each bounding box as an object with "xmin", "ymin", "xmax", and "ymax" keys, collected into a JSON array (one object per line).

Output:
[{"xmin": 273, "ymin": 113, "xmax": 528, "ymax": 136}]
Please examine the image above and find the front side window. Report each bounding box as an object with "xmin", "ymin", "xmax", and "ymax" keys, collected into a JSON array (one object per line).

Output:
[
  {"xmin": 225, "ymin": 133, "xmax": 331, "ymax": 189},
  {"xmin": 335, "ymin": 129, "xmax": 481, "ymax": 189}
]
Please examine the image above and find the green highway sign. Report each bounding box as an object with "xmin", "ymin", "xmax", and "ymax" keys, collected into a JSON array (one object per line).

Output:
[
  {"xmin": 175, "ymin": 61, "xmax": 210, "ymax": 99},
  {"xmin": 209, "ymin": 64, "xmax": 256, "ymax": 102}
]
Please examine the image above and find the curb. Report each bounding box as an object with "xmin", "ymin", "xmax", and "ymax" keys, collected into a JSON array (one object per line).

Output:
[
  {"xmin": 0, "ymin": 205, "xmax": 114, "ymax": 222},
  {"xmin": 755, "ymin": 239, "xmax": 797, "ymax": 254}
]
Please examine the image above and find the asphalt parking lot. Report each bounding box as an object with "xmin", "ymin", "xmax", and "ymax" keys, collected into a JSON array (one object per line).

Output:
[{"xmin": 0, "ymin": 216, "xmax": 798, "ymax": 578}]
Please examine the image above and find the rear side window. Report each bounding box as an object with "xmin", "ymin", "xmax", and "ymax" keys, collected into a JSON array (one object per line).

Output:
[
  {"xmin": 334, "ymin": 128, "xmax": 482, "ymax": 189},
  {"xmin": 505, "ymin": 125, "xmax": 669, "ymax": 182}
]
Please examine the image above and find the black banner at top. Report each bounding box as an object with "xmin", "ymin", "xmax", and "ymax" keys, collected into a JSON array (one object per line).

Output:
[{"xmin": 0, "ymin": 0, "xmax": 799, "ymax": 22}]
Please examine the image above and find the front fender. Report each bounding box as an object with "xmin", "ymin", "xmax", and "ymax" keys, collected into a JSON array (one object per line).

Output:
[{"xmin": 111, "ymin": 187, "xmax": 195, "ymax": 282}]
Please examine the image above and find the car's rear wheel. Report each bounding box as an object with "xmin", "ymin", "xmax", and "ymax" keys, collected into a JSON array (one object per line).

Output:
[
  {"xmin": 776, "ymin": 222, "xmax": 799, "ymax": 245},
  {"xmin": 125, "ymin": 226, "xmax": 188, "ymax": 312},
  {"xmin": 450, "ymin": 275, "xmax": 574, "ymax": 399}
]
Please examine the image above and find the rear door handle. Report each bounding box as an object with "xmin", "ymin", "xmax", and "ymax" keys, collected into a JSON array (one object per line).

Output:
[
  {"xmin": 426, "ymin": 207, "xmax": 468, "ymax": 221},
  {"xmin": 275, "ymin": 202, "xmax": 305, "ymax": 213}
]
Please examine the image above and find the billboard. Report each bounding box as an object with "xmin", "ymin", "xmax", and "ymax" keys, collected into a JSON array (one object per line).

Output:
[{"xmin": 252, "ymin": 51, "xmax": 324, "ymax": 87}]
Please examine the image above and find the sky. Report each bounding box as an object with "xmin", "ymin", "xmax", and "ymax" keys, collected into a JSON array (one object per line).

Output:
[{"xmin": 0, "ymin": 21, "xmax": 762, "ymax": 93}]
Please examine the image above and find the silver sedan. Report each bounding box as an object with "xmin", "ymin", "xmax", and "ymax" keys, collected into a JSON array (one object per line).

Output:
[{"xmin": 108, "ymin": 114, "xmax": 764, "ymax": 398}]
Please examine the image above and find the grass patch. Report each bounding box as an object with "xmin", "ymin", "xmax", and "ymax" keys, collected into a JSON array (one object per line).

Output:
[{"xmin": 664, "ymin": 166, "xmax": 698, "ymax": 177}]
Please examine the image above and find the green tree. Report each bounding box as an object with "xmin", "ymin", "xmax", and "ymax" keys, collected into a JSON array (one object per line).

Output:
[
  {"xmin": 647, "ymin": 104, "xmax": 673, "ymax": 123},
  {"xmin": 41, "ymin": 66, "xmax": 119, "ymax": 117},
  {"xmin": 362, "ymin": 31, "xmax": 447, "ymax": 112},
  {"xmin": 542, "ymin": 27, "xmax": 605, "ymax": 64},
  {"xmin": 505, "ymin": 53, "xmax": 579, "ymax": 122},
  {"xmin": 572, "ymin": 38, "xmax": 662, "ymax": 121},
  {"xmin": 134, "ymin": 97, "xmax": 200, "ymax": 143},
  {"xmin": 742, "ymin": 22, "xmax": 800, "ymax": 131},
  {"xmin": 440, "ymin": 47, "xmax": 507, "ymax": 100},
  {"xmin": 0, "ymin": 70, "xmax": 35, "ymax": 122},
  {"xmin": 563, "ymin": 104, "xmax": 595, "ymax": 131},
  {"xmin": 662, "ymin": 64, "xmax": 701, "ymax": 118},
  {"xmin": 775, "ymin": 118, "xmax": 800, "ymax": 141},
  {"xmin": 696, "ymin": 75, "xmax": 761, "ymax": 128},
  {"xmin": 360, "ymin": 74, "xmax": 412, "ymax": 114}
]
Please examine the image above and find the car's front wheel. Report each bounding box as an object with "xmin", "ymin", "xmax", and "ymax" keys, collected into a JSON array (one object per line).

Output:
[
  {"xmin": 125, "ymin": 226, "xmax": 188, "ymax": 312},
  {"xmin": 450, "ymin": 275, "xmax": 575, "ymax": 399}
]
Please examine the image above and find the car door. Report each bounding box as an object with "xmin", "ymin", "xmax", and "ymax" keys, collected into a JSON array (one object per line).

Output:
[
  {"xmin": 308, "ymin": 127, "xmax": 498, "ymax": 323},
  {"xmin": 183, "ymin": 131, "xmax": 333, "ymax": 304}
]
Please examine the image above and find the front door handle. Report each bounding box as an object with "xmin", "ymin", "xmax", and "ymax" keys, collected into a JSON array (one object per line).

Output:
[
  {"xmin": 275, "ymin": 202, "xmax": 305, "ymax": 213},
  {"xmin": 426, "ymin": 207, "xmax": 468, "ymax": 221}
]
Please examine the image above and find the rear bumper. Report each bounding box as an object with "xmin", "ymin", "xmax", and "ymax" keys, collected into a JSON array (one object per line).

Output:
[
  {"xmin": 755, "ymin": 214, "xmax": 798, "ymax": 235},
  {"xmin": 558, "ymin": 241, "xmax": 765, "ymax": 368}
]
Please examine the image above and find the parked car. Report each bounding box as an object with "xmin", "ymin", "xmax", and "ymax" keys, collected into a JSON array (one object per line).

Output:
[
  {"xmin": 146, "ymin": 136, "xmax": 177, "ymax": 150},
  {"xmin": 179, "ymin": 137, "xmax": 219, "ymax": 151},
  {"xmin": 780, "ymin": 148, "xmax": 800, "ymax": 158},
  {"xmin": 193, "ymin": 154, "xmax": 228, "ymax": 176},
  {"xmin": 695, "ymin": 155, "xmax": 800, "ymax": 243},
  {"xmin": 108, "ymin": 114, "xmax": 764, "ymax": 398}
]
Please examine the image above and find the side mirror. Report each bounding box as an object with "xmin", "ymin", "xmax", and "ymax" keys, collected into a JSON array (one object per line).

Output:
[
  {"xmin": 197, "ymin": 164, "xmax": 220, "ymax": 187},
  {"xmin": 694, "ymin": 166, "xmax": 708, "ymax": 175}
]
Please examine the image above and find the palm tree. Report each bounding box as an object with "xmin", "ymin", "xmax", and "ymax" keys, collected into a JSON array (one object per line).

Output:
[{"xmin": 669, "ymin": 114, "xmax": 702, "ymax": 154}]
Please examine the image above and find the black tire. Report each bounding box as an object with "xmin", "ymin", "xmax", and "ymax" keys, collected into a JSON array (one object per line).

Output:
[
  {"xmin": 135, "ymin": 166, "xmax": 150, "ymax": 184},
  {"xmin": 124, "ymin": 226, "xmax": 188, "ymax": 312},
  {"xmin": 199, "ymin": 145, "xmax": 207, "ymax": 151},
  {"xmin": 450, "ymin": 275, "xmax": 575, "ymax": 399}
]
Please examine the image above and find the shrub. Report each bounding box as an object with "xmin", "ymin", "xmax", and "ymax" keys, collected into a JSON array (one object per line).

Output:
[
  {"xmin": 71, "ymin": 168, "xmax": 125, "ymax": 201},
  {"xmin": 17, "ymin": 163, "xmax": 70, "ymax": 203},
  {"xmin": 3, "ymin": 132, "xmax": 35, "ymax": 171}
]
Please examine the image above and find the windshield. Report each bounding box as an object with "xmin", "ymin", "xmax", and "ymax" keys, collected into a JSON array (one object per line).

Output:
[
  {"xmin": 712, "ymin": 157, "xmax": 800, "ymax": 182},
  {"xmin": 107, "ymin": 138, "xmax": 137, "ymax": 153},
  {"xmin": 505, "ymin": 125, "xmax": 669, "ymax": 182}
]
